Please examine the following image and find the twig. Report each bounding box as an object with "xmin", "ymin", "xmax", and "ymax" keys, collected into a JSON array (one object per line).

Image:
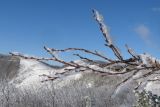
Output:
[
  {"xmin": 148, "ymin": 78, "xmax": 160, "ymax": 82},
  {"xmin": 49, "ymin": 47, "xmax": 113, "ymax": 62},
  {"xmin": 134, "ymin": 68, "xmax": 159, "ymax": 80},
  {"xmin": 10, "ymin": 51, "xmax": 141, "ymax": 76},
  {"xmin": 9, "ymin": 52, "xmax": 53, "ymax": 61},
  {"xmin": 39, "ymin": 74, "xmax": 59, "ymax": 82},
  {"xmin": 92, "ymin": 9, "xmax": 123, "ymax": 60},
  {"xmin": 125, "ymin": 44, "xmax": 139, "ymax": 60},
  {"xmin": 73, "ymin": 53, "xmax": 99, "ymax": 65}
]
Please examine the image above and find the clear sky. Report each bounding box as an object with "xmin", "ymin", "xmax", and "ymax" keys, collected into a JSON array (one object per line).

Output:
[{"xmin": 0, "ymin": 0, "xmax": 160, "ymax": 61}]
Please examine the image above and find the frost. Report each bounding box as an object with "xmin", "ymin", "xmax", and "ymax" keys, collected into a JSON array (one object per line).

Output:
[
  {"xmin": 10, "ymin": 58, "xmax": 54, "ymax": 89},
  {"xmin": 138, "ymin": 53, "xmax": 160, "ymax": 67},
  {"xmin": 144, "ymin": 76, "xmax": 160, "ymax": 96}
]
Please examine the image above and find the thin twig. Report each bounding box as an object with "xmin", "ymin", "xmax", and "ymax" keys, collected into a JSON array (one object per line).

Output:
[
  {"xmin": 49, "ymin": 47, "xmax": 113, "ymax": 62},
  {"xmin": 93, "ymin": 9, "xmax": 123, "ymax": 60},
  {"xmin": 125, "ymin": 44, "xmax": 139, "ymax": 60},
  {"xmin": 73, "ymin": 53, "xmax": 100, "ymax": 65}
]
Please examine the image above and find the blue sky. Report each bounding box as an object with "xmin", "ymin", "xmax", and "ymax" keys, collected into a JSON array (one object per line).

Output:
[{"xmin": 0, "ymin": 0, "xmax": 160, "ymax": 61}]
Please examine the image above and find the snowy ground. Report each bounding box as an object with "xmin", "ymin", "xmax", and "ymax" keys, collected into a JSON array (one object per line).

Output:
[{"xmin": 1, "ymin": 54, "xmax": 160, "ymax": 107}]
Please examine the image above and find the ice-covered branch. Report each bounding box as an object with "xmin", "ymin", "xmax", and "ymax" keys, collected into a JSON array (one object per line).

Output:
[
  {"xmin": 92, "ymin": 9, "xmax": 123, "ymax": 60},
  {"xmin": 125, "ymin": 44, "xmax": 139, "ymax": 60},
  {"xmin": 49, "ymin": 47, "xmax": 113, "ymax": 62},
  {"xmin": 73, "ymin": 53, "xmax": 98, "ymax": 65},
  {"xmin": 9, "ymin": 52, "xmax": 53, "ymax": 61},
  {"xmin": 10, "ymin": 51, "xmax": 141, "ymax": 78}
]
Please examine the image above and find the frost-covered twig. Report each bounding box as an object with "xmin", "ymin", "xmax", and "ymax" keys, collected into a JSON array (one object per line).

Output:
[
  {"xmin": 93, "ymin": 9, "xmax": 123, "ymax": 60},
  {"xmin": 49, "ymin": 47, "xmax": 113, "ymax": 62},
  {"xmin": 10, "ymin": 51, "xmax": 141, "ymax": 77},
  {"xmin": 39, "ymin": 74, "xmax": 59, "ymax": 82},
  {"xmin": 125, "ymin": 44, "xmax": 139, "ymax": 60},
  {"xmin": 9, "ymin": 52, "xmax": 54, "ymax": 61},
  {"xmin": 73, "ymin": 53, "xmax": 99, "ymax": 65},
  {"xmin": 10, "ymin": 51, "xmax": 78, "ymax": 68},
  {"xmin": 134, "ymin": 68, "xmax": 159, "ymax": 81},
  {"xmin": 92, "ymin": 9, "xmax": 112, "ymax": 46},
  {"xmin": 138, "ymin": 54, "xmax": 160, "ymax": 68}
]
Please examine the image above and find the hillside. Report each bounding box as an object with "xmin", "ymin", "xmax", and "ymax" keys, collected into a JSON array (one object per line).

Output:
[{"xmin": 0, "ymin": 54, "xmax": 160, "ymax": 107}]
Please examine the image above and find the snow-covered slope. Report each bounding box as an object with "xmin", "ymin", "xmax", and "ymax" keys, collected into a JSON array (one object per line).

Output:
[
  {"xmin": 9, "ymin": 57, "xmax": 84, "ymax": 90},
  {"xmin": 1, "ymin": 54, "xmax": 160, "ymax": 107},
  {"xmin": 10, "ymin": 58, "xmax": 55, "ymax": 88}
]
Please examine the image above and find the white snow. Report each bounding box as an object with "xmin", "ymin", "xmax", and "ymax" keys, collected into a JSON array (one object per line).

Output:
[
  {"xmin": 10, "ymin": 58, "xmax": 54, "ymax": 89},
  {"xmin": 10, "ymin": 58, "xmax": 85, "ymax": 90},
  {"xmin": 86, "ymin": 82, "xmax": 94, "ymax": 88},
  {"xmin": 144, "ymin": 76, "xmax": 160, "ymax": 96},
  {"xmin": 139, "ymin": 53, "xmax": 160, "ymax": 67},
  {"xmin": 53, "ymin": 73, "xmax": 83, "ymax": 89},
  {"xmin": 9, "ymin": 55, "xmax": 160, "ymax": 96}
]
